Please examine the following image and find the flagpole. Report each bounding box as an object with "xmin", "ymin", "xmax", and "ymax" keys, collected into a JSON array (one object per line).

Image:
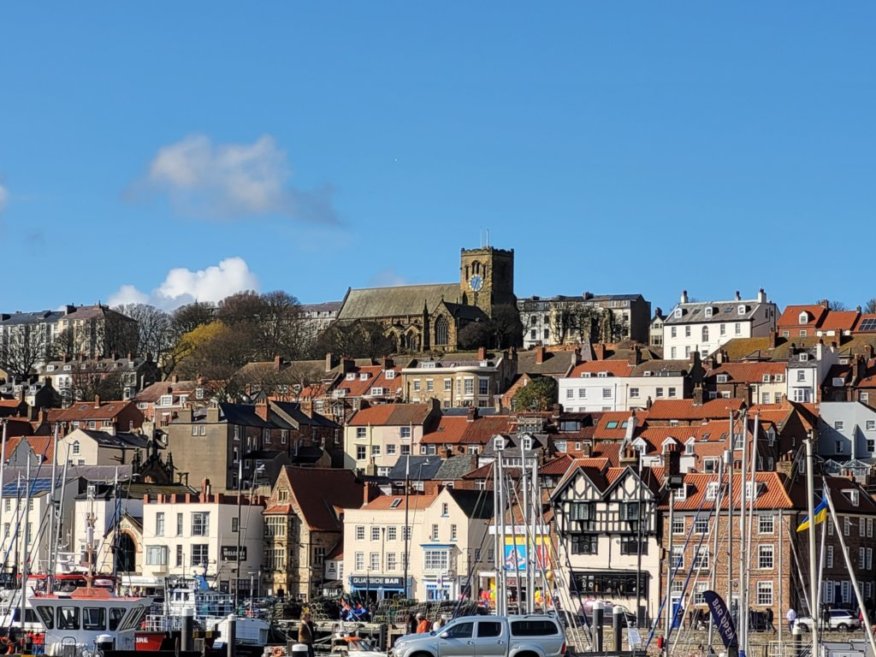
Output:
[
  {"xmin": 823, "ymin": 483, "xmax": 876, "ymax": 657},
  {"xmin": 804, "ymin": 437, "xmax": 820, "ymax": 656}
]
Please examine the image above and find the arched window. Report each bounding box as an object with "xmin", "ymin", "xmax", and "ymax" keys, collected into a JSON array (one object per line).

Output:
[
  {"xmin": 702, "ymin": 326, "xmax": 709, "ymax": 342},
  {"xmin": 435, "ymin": 316, "xmax": 449, "ymax": 346},
  {"xmin": 472, "ymin": 261, "xmax": 481, "ymax": 275},
  {"xmin": 798, "ymin": 311, "xmax": 809, "ymax": 324}
]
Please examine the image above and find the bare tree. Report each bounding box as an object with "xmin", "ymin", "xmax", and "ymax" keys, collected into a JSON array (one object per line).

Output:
[
  {"xmin": 865, "ymin": 298, "xmax": 876, "ymax": 314},
  {"xmin": 0, "ymin": 326, "xmax": 52, "ymax": 381},
  {"xmin": 817, "ymin": 299, "xmax": 847, "ymax": 311},
  {"xmin": 113, "ymin": 303, "xmax": 173, "ymax": 361}
]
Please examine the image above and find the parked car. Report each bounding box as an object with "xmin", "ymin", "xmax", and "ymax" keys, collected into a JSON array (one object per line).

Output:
[
  {"xmin": 794, "ymin": 609, "xmax": 861, "ymax": 632},
  {"xmin": 390, "ymin": 614, "xmax": 566, "ymax": 657}
]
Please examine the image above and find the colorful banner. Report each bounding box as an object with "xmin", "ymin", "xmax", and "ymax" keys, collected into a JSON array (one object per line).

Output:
[{"xmin": 703, "ymin": 590, "xmax": 738, "ymax": 651}]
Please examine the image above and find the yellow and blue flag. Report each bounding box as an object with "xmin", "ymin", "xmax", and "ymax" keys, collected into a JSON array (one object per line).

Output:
[{"xmin": 796, "ymin": 497, "xmax": 828, "ymax": 533}]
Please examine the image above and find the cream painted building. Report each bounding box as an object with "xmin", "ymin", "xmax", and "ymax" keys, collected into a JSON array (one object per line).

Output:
[
  {"xmin": 56, "ymin": 428, "xmax": 148, "ymax": 467},
  {"xmin": 401, "ymin": 350, "xmax": 516, "ymax": 409},
  {"xmin": 342, "ymin": 488, "xmax": 494, "ymax": 601},
  {"xmin": 343, "ymin": 403, "xmax": 439, "ymax": 475},
  {"xmin": 140, "ymin": 492, "xmax": 264, "ymax": 594}
]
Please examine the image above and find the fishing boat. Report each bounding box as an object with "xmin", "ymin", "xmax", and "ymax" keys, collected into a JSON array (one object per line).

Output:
[
  {"xmin": 28, "ymin": 585, "xmax": 153, "ymax": 655},
  {"xmin": 136, "ymin": 578, "xmax": 270, "ymax": 651}
]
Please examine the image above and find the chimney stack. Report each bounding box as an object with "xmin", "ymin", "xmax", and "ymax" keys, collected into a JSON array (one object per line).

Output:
[
  {"xmin": 628, "ymin": 345, "xmax": 641, "ymax": 366},
  {"xmin": 593, "ymin": 344, "xmax": 606, "ymax": 361},
  {"xmin": 735, "ymin": 291, "xmax": 741, "ymax": 301},
  {"xmin": 274, "ymin": 355, "xmax": 283, "ymax": 371},
  {"xmin": 535, "ymin": 346, "xmax": 545, "ymax": 365},
  {"xmin": 757, "ymin": 288, "xmax": 766, "ymax": 303},
  {"xmin": 477, "ymin": 346, "xmax": 487, "ymax": 360},
  {"xmin": 680, "ymin": 290, "xmax": 688, "ymax": 304},
  {"xmin": 94, "ymin": 394, "xmax": 101, "ymax": 409},
  {"xmin": 769, "ymin": 331, "xmax": 778, "ymax": 349}
]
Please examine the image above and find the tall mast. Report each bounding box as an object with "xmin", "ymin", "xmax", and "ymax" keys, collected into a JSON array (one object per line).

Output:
[
  {"xmin": 20, "ymin": 451, "xmax": 31, "ymax": 631},
  {"xmin": 738, "ymin": 410, "xmax": 748, "ymax": 651},
  {"xmin": 0, "ymin": 420, "xmax": 6, "ymax": 573},
  {"xmin": 804, "ymin": 438, "xmax": 820, "ymax": 655},
  {"xmin": 46, "ymin": 424, "xmax": 59, "ymax": 591}
]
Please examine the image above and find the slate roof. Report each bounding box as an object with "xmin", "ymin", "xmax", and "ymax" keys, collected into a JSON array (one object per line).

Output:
[
  {"xmin": 75, "ymin": 429, "xmax": 149, "ymax": 449},
  {"xmin": 0, "ymin": 310, "xmax": 65, "ymax": 325},
  {"xmin": 269, "ymin": 466, "xmax": 364, "ymax": 531},
  {"xmin": 515, "ymin": 349, "xmax": 576, "ymax": 377},
  {"xmin": 664, "ymin": 299, "xmax": 767, "ymax": 325},
  {"xmin": 386, "ymin": 455, "xmax": 443, "ymax": 481},
  {"xmin": 271, "ymin": 401, "xmax": 338, "ymax": 429},
  {"xmin": 448, "ymin": 488, "xmax": 494, "ymax": 519},
  {"xmin": 434, "ymin": 455, "xmax": 480, "ymax": 480},
  {"xmin": 218, "ymin": 403, "xmax": 272, "ymax": 428},
  {"xmin": 337, "ymin": 283, "xmax": 463, "ymax": 320}
]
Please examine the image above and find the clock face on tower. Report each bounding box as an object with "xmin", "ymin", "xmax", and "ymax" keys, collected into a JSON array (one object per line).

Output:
[{"xmin": 469, "ymin": 275, "xmax": 483, "ymax": 292}]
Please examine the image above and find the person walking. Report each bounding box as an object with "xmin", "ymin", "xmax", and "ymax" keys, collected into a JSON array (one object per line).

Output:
[
  {"xmin": 786, "ymin": 607, "xmax": 797, "ymax": 633},
  {"xmin": 298, "ymin": 611, "xmax": 315, "ymax": 657},
  {"xmin": 765, "ymin": 607, "xmax": 775, "ymax": 632},
  {"xmin": 406, "ymin": 613, "xmax": 418, "ymax": 635}
]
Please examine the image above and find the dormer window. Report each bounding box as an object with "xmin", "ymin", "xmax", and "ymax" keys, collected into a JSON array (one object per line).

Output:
[
  {"xmin": 46, "ymin": 365, "xmax": 55, "ymax": 372},
  {"xmin": 844, "ymin": 489, "xmax": 860, "ymax": 506},
  {"xmin": 581, "ymin": 372, "xmax": 591, "ymax": 378},
  {"xmin": 346, "ymin": 373, "xmax": 356, "ymax": 381},
  {"xmin": 360, "ymin": 373, "xmax": 369, "ymax": 381},
  {"xmin": 763, "ymin": 374, "xmax": 771, "ymax": 383},
  {"xmin": 745, "ymin": 481, "xmax": 763, "ymax": 500},
  {"xmin": 799, "ymin": 353, "xmax": 809, "ymax": 362},
  {"xmin": 674, "ymin": 308, "xmax": 683, "ymax": 319},
  {"xmin": 716, "ymin": 374, "xmax": 728, "ymax": 383},
  {"xmin": 704, "ymin": 307, "xmax": 713, "ymax": 318},
  {"xmin": 738, "ymin": 305, "xmax": 746, "ymax": 315},
  {"xmin": 385, "ymin": 371, "xmax": 396, "ymax": 380},
  {"xmin": 597, "ymin": 372, "xmax": 608, "ymax": 378},
  {"xmin": 685, "ymin": 439, "xmax": 695, "ymax": 455},
  {"xmin": 799, "ymin": 311, "xmax": 809, "ymax": 324},
  {"xmin": 706, "ymin": 482, "xmax": 719, "ymax": 500}
]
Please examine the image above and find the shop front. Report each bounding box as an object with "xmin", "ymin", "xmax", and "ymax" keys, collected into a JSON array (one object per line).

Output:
[{"xmin": 349, "ymin": 575, "xmax": 406, "ymax": 601}]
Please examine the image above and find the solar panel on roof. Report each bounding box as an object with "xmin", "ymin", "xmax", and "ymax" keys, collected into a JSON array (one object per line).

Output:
[
  {"xmin": 859, "ymin": 318, "xmax": 876, "ymax": 332},
  {"xmin": 1, "ymin": 478, "xmax": 57, "ymax": 497}
]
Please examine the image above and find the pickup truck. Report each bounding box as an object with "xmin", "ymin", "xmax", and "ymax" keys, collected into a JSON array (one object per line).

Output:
[{"xmin": 390, "ymin": 615, "xmax": 566, "ymax": 657}]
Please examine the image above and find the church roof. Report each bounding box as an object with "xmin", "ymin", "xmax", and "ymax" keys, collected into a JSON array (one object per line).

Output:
[{"xmin": 337, "ymin": 283, "xmax": 463, "ymax": 320}]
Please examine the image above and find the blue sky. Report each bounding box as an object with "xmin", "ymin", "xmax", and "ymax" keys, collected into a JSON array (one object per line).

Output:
[{"xmin": 2, "ymin": 3, "xmax": 874, "ymax": 314}]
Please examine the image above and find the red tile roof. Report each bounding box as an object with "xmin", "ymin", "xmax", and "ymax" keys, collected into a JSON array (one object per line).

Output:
[
  {"xmin": 706, "ymin": 361, "xmax": 787, "ymax": 383},
  {"xmin": 592, "ymin": 411, "xmax": 644, "ymax": 440},
  {"xmin": 47, "ymin": 401, "xmax": 140, "ymax": 422},
  {"xmin": 664, "ymin": 472, "xmax": 794, "ymax": 511},
  {"xmin": 778, "ymin": 305, "xmax": 827, "ymax": 330},
  {"xmin": 347, "ymin": 403, "xmax": 434, "ymax": 427},
  {"xmin": 420, "ymin": 414, "xmax": 514, "ymax": 445},
  {"xmin": 567, "ymin": 361, "xmax": 634, "ymax": 378},
  {"xmin": 362, "ymin": 492, "xmax": 438, "ymax": 511},
  {"xmin": 646, "ymin": 398, "xmax": 744, "ymax": 422},
  {"xmin": 820, "ymin": 311, "xmax": 860, "ymax": 332}
]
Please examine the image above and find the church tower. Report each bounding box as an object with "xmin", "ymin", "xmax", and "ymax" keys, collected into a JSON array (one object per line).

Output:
[{"xmin": 459, "ymin": 246, "xmax": 515, "ymax": 317}]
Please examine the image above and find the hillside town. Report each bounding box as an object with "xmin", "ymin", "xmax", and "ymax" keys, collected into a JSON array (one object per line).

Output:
[{"xmin": 3, "ymin": 243, "xmax": 876, "ymax": 637}]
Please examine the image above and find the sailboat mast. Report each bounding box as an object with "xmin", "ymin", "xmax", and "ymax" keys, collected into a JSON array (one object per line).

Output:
[
  {"xmin": 737, "ymin": 410, "xmax": 749, "ymax": 654},
  {"xmin": 726, "ymin": 417, "xmax": 734, "ymax": 613},
  {"xmin": 804, "ymin": 437, "xmax": 820, "ymax": 654},
  {"xmin": 0, "ymin": 420, "xmax": 6, "ymax": 571},
  {"xmin": 46, "ymin": 424, "xmax": 59, "ymax": 592},
  {"xmin": 20, "ymin": 451, "xmax": 31, "ymax": 633}
]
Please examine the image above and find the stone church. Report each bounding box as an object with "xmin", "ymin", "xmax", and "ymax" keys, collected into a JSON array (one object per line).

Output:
[{"xmin": 336, "ymin": 246, "xmax": 516, "ymax": 352}]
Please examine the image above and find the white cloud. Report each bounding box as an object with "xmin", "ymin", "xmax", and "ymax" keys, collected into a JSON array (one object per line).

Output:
[
  {"xmin": 368, "ymin": 268, "xmax": 410, "ymax": 287},
  {"xmin": 109, "ymin": 257, "xmax": 259, "ymax": 309},
  {"xmin": 141, "ymin": 134, "xmax": 337, "ymax": 223},
  {"xmin": 0, "ymin": 183, "xmax": 8, "ymax": 212}
]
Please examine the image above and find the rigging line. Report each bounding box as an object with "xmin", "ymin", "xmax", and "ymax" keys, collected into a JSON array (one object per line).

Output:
[
  {"xmin": 645, "ymin": 476, "xmax": 714, "ymax": 649},
  {"xmin": 451, "ymin": 462, "xmax": 493, "ymax": 620}
]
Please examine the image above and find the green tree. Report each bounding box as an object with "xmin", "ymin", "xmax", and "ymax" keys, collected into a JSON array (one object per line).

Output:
[{"xmin": 512, "ymin": 376, "xmax": 558, "ymax": 412}]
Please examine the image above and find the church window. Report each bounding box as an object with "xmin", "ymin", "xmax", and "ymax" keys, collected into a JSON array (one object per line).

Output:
[{"xmin": 435, "ymin": 316, "xmax": 449, "ymax": 346}]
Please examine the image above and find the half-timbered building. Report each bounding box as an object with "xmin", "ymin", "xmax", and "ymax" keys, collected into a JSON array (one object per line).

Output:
[{"xmin": 551, "ymin": 452, "xmax": 663, "ymax": 623}]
